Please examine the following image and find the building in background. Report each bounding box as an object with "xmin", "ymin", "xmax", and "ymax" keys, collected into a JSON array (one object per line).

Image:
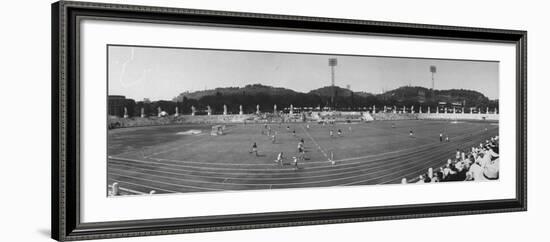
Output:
[{"xmin": 108, "ymin": 95, "xmax": 126, "ymax": 117}]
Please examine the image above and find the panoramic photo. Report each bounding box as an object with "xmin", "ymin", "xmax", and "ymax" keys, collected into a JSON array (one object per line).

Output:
[{"xmin": 106, "ymin": 45, "xmax": 500, "ymax": 196}]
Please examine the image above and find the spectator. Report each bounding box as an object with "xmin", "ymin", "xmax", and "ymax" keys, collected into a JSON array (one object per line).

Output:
[
  {"xmin": 416, "ymin": 175, "xmax": 425, "ymax": 183},
  {"xmin": 402, "ymin": 135, "xmax": 499, "ymax": 185}
]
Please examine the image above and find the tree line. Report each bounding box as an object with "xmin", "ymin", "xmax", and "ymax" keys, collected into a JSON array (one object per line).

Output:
[{"xmin": 114, "ymin": 86, "xmax": 499, "ymax": 117}]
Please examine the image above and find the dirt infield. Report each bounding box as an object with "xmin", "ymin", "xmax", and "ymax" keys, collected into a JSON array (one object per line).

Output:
[{"xmin": 107, "ymin": 119, "xmax": 498, "ymax": 195}]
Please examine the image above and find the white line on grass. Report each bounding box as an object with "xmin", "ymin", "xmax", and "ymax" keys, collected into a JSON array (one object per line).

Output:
[
  {"xmin": 113, "ymin": 127, "xmax": 484, "ymax": 170},
  {"xmin": 300, "ymin": 124, "xmax": 330, "ymax": 162},
  {"xmin": 108, "ymin": 147, "xmax": 452, "ymax": 181},
  {"xmin": 109, "ymin": 146, "xmax": 464, "ymax": 187},
  {"xmin": 108, "ymin": 135, "xmax": 481, "ymax": 175}
]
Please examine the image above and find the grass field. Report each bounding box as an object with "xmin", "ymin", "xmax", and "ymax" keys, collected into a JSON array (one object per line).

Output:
[{"xmin": 107, "ymin": 119, "xmax": 499, "ymax": 195}]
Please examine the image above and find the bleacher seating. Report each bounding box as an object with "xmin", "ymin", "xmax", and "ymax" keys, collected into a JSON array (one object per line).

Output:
[
  {"xmin": 108, "ymin": 114, "xmax": 255, "ymax": 129},
  {"xmin": 371, "ymin": 113, "xmax": 418, "ymax": 121},
  {"xmin": 404, "ymin": 135, "xmax": 499, "ymax": 184}
]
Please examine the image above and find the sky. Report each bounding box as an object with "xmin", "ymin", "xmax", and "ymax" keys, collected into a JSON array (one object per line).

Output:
[{"xmin": 107, "ymin": 45, "xmax": 499, "ymax": 101}]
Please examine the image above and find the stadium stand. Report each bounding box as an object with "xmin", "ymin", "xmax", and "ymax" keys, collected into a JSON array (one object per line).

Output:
[
  {"xmin": 405, "ymin": 135, "xmax": 499, "ymax": 183},
  {"xmin": 108, "ymin": 108, "xmax": 499, "ymax": 129},
  {"xmin": 310, "ymin": 111, "xmax": 373, "ymax": 122},
  {"xmin": 362, "ymin": 112, "xmax": 374, "ymax": 121},
  {"xmin": 416, "ymin": 113, "xmax": 499, "ymax": 121},
  {"xmin": 371, "ymin": 113, "xmax": 418, "ymax": 121},
  {"xmin": 369, "ymin": 112, "xmax": 499, "ymax": 121},
  {"xmin": 108, "ymin": 114, "xmax": 255, "ymax": 129}
]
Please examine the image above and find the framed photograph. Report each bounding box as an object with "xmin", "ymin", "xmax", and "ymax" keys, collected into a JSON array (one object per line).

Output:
[{"xmin": 52, "ymin": 1, "xmax": 527, "ymax": 241}]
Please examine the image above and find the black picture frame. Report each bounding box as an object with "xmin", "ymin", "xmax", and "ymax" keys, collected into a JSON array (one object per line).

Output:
[{"xmin": 51, "ymin": 1, "xmax": 527, "ymax": 241}]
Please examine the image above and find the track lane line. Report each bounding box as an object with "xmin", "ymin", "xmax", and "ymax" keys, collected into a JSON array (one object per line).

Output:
[{"xmin": 108, "ymin": 133, "xmax": 485, "ymax": 175}]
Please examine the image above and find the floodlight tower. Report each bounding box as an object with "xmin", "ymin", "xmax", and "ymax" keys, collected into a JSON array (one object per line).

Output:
[
  {"xmin": 329, "ymin": 58, "xmax": 338, "ymax": 109},
  {"xmin": 430, "ymin": 65, "xmax": 437, "ymax": 100},
  {"xmin": 430, "ymin": 65, "xmax": 437, "ymax": 89}
]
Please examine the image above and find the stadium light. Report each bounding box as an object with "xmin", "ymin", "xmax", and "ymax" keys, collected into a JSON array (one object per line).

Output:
[
  {"xmin": 329, "ymin": 58, "xmax": 338, "ymax": 109},
  {"xmin": 430, "ymin": 65, "xmax": 436, "ymax": 90},
  {"xmin": 430, "ymin": 65, "xmax": 436, "ymax": 101}
]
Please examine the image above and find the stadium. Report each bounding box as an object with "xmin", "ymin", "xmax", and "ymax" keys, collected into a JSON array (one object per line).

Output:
[
  {"xmin": 106, "ymin": 49, "xmax": 500, "ymax": 196},
  {"xmin": 107, "ymin": 108, "xmax": 499, "ymax": 196}
]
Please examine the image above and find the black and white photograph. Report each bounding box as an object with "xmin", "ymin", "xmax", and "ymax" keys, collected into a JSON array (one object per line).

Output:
[
  {"xmin": 40, "ymin": 1, "xmax": 534, "ymax": 241},
  {"xmin": 107, "ymin": 45, "xmax": 500, "ymax": 196}
]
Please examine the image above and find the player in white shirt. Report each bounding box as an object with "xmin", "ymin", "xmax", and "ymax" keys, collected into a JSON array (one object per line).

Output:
[
  {"xmin": 292, "ymin": 156, "xmax": 299, "ymax": 170},
  {"xmin": 275, "ymin": 152, "xmax": 284, "ymax": 166}
]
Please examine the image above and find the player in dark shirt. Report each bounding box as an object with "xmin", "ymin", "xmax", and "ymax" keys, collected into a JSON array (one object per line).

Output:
[{"xmin": 250, "ymin": 142, "xmax": 258, "ymax": 156}]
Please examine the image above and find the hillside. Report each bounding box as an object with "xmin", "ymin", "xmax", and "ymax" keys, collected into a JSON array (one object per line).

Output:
[
  {"xmin": 173, "ymin": 84, "xmax": 299, "ymax": 102},
  {"xmin": 380, "ymin": 86, "xmax": 492, "ymax": 106},
  {"xmin": 309, "ymin": 86, "xmax": 372, "ymax": 98},
  {"xmin": 166, "ymin": 84, "xmax": 496, "ymax": 114}
]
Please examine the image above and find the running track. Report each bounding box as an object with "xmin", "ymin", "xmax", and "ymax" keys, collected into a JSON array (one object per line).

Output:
[{"xmin": 107, "ymin": 125, "xmax": 498, "ymax": 194}]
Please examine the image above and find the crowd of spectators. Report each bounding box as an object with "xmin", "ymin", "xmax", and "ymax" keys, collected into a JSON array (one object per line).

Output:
[
  {"xmin": 416, "ymin": 113, "xmax": 499, "ymax": 121},
  {"xmin": 406, "ymin": 135, "xmax": 500, "ymax": 184},
  {"xmin": 372, "ymin": 113, "xmax": 418, "ymax": 121},
  {"xmin": 107, "ymin": 114, "xmax": 254, "ymax": 129}
]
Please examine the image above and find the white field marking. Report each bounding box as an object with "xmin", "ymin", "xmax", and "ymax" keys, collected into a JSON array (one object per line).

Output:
[
  {"xmin": 302, "ymin": 123, "xmax": 493, "ymax": 164},
  {"xmin": 114, "ymin": 130, "xmax": 498, "ymax": 191},
  {"xmin": 164, "ymin": 126, "xmax": 488, "ymax": 167},
  {"xmin": 113, "ymin": 121, "xmax": 485, "ymax": 158},
  {"xmin": 150, "ymin": 157, "xmax": 276, "ymax": 166},
  {"xmin": 111, "ymin": 157, "xmax": 294, "ymax": 172},
  {"xmin": 110, "ymin": 172, "xmax": 222, "ymax": 191},
  {"xmin": 300, "ymin": 124, "xmax": 330, "ymax": 162},
  {"xmin": 303, "ymin": 127, "xmax": 488, "ymax": 164},
  {"xmin": 108, "ymin": 179, "xmax": 178, "ymax": 193},
  {"xmin": 120, "ymin": 126, "xmax": 486, "ymax": 170},
  {"xmin": 108, "ymin": 125, "xmax": 497, "ymax": 173},
  {"xmin": 109, "ymin": 146, "xmax": 461, "ymax": 187},
  {"xmin": 114, "ymin": 152, "xmax": 428, "ymax": 175},
  {"xmin": 115, "ymin": 121, "xmax": 493, "ymax": 165},
  {"xmin": 109, "ymin": 160, "xmax": 397, "ymax": 181},
  {"xmin": 108, "ymin": 145, "xmax": 460, "ymax": 182},
  {"xmin": 108, "ymin": 136, "xmax": 482, "ymax": 176}
]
